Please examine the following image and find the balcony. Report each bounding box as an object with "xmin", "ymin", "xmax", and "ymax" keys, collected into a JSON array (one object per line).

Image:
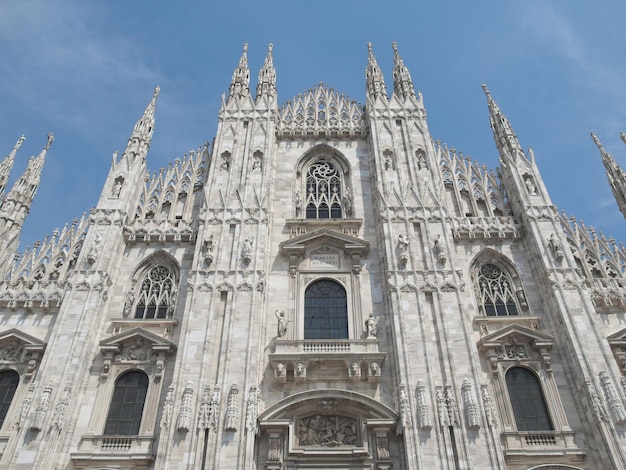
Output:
[
  {"xmin": 70, "ymin": 435, "xmax": 155, "ymax": 468},
  {"xmin": 269, "ymin": 339, "xmax": 385, "ymax": 383},
  {"xmin": 502, "ymin": 430, "xmax": 584, "ymax": 464}
]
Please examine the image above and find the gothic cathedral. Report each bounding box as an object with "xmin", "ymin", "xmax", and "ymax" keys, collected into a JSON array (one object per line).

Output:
[{"xmin": 0, "ymin": 43, "xmax": 625, "ymax": 470}]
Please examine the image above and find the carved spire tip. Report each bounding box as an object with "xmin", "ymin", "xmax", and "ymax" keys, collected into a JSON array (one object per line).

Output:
[
  {"xmin": 154, "ymin": 86, "xmax": 160, "ymax": 97},
  {"xmin": 243, "ymin": 42, "xmax": 248, "ymax": 52},
  {"xmin": 268, "ymin": 43, "xmax": 273, "ymax": 52},
  {"xmin": 44, "ymin": 132, "xmax": 54, "ymax": 150},
  {"xmin": 481, "ymin": 83, "xmax": 490, "ymax": 96}
]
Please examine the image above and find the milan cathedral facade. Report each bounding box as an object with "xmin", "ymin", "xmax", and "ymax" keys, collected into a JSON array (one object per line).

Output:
[{"xmin": 0, "ymin": 43, "xmax": 625, "ymax": 469}]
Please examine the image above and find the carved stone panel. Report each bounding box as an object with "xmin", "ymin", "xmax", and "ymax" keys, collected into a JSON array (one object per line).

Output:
[{"xmin": 297, "ymin": 414, "xmax": 359, "ymax": 447}]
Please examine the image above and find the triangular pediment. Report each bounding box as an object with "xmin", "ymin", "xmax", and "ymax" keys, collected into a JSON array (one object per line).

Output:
[
  {"xmin": 100, "ymin": 327, "xmax": 176, "ymax": 356},
  {"xmin": 0, "ymin": 328, "xmax": 46, "ymax": 353},
  {"xmin": 607, "ymin": 327, "xmax": 626, "ymax": 346},
  {"xmin": 478, "ymin": 323, "xmax": 554, "ymax": 350},
  {"xmin": 280, "ymin": 228, "xmax": 369, "ymax": 256}
]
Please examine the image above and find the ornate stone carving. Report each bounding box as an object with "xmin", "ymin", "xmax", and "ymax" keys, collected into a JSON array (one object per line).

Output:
[
  {"xmin": 294, "ymin": 191, "xmax": 302, "ymax": 217},
  {"xmin": 416, "ymin": 379, "xmax": 433, "ymax": 429},
  {"xmin": 295, "ymin": 362, "xmax": 306, "ymax": 382},
  {"xmin": 434, "ymin": 235, "xmax": 447, "ymax": 265},
  {"xmin": 0, "ymin": 340, "xmax": 23, "ymax": 361},
  {"xmin": 87, "ymin": 234, "xmax": 101, "ymax": 265},
  {"xmin": 14, "ymin": 382, "xmax": 35, "ymax": 430},
  {"xmin": 348, "ymin": 362, "xmax": 360, "ymax": 381},
  {"xmin": 399, "ymin": 383, "xmax": 412, "ymax": 428},
  {"xmin": 397, "ymin": 234, "xmax": 409, "ymax": 268},
  {"xmin": 548, "ymin": 233, "xmax": 564, "ymax": 261},
  {"xmin": 275, "ymin": 309, "xmax": 287, "ymax": 338},
  {"xmin": 376, "ymin": 433, "xmax": 390, "ymax": 460},
  {"xmin": 599, "ymin": 371, "xmax": 626, "ymax": 424},
  {"xmin": 461, "ymin": 379, "xmax": 480, "ymax": 429},
  {"xmin": 245, "ymin": 385, "xmax": 259, "ymax": 434},
  {"xmin": 204, "ymin": 235, "xmax": 214, "ymax": 267},
  {"xmin": 177, "ymin": 381, "xmax": 194, "ymax": 432},
  {"xmin": 586, "ymin": 377, "xmax": 609, "ymax": 422},
  {"xmin": 50, "ymin": 384, "xmax": 72, "ymax": 431},
  {"xmin": 480, "ymin": 384, "xmax": 498, "ymax": 427},
  {"xmin": 197, "ymin": 385, "xmax": 211, "ymax": 430},
  {"xmin": 268, "ymin": 433, "xmax": 281, "ymax": 461},
  {"xmin": 365, "ymin": 313, "xmax": 378, "ymax": 339},
  {"xmin": 436, "ymin": 386, "xmax": 449, "ymax": 426},
  {"xmin": 118, "ymin": 339, "xmax": 150, "ymax": 361},
  {"xmin": 297, "ymin": 415, "xmax": 358, "ymax": 446},
  {"xmin": 242, "ymin": 237, "xmax": 253, "ymax": 264},
  {"xmin": 446, "ymin": 386, "xmax": 460, "ymax": 426},
  {"xmin": 209, "ymin": 385, "xmax": 221, "ymax": 430},
  {"xmin": 160, "ymin": 384, "xmax": 175, "ymax": 428},
  {"xmin": 224, "ymin": 383, "xmax": 240, "ymax": 432},
  {"xmin": 274, "ymin": 362, "xmax": 286, "ymax": 383},
  {"xmin": 31, "ymin": 382, "xmax": 53, "ymax": 431}
]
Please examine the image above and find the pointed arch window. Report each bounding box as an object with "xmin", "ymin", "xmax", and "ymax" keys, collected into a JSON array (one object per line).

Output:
[
  {"xmin": 506, "ymin": 367, "xmax": 553, "ymax": 431},
  {"xmin": 305, "ymin": 160, "xmax": 343, "ymax": 219},
  {"xmin": 0, "ymin": 370, "xmax": 19, "ymax": 429},
  {"xmin": 477, "ymin": 263, "xmax": 519, "ymax": 316},
  {"xmin": 134, "ymin": 265, "xmax": 175, "ymax": 319},
  {"xmin": 304, "ymin": 280, "xmax": 348, "ymax": 339},
  {"xmin": 104, "ymin": 370, "xmax": 149, "ymax": 435}
]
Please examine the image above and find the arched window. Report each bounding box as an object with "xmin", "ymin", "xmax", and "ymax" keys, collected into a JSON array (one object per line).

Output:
[
  {"xmin": 305, "ymin": 160, "xmax": 343, "ymax": 219},
  {"xmin": 506, "ymin": 367, "xmax": 553, "ymax": 431},
  {"xmin": 104, "ymin": 370, "xmax": 149, "ymax": 435},
  {"xmin": 0, "ymin": 370, "xmax": 19, "ymax": 428},
  {"xmin": 304, "ymin": 280, "xmax": 348, "ymax": 339},
  {"xmin": 477, "ymin": 263, "xmax": 519, "ymax": 316},
  {"xmin": 134, "ymin": 265, "xmax": 175, "ymax": 319}
]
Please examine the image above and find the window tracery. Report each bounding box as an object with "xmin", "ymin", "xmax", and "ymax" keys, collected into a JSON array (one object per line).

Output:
[
  {"xmin": 476, "ymin": 262, "xmax": 521, "ymax": 316},
  {"xmin": 305, "ymin": 160, "xmax": 343, "ymax": 219},
  {"xmin": 134, "ymin": 265, "xmax": 176, "ymax": 319}
]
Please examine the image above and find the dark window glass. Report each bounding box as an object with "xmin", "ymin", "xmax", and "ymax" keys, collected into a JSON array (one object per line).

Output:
[
  {"xmin": 0, "ymin": 370, "xmax": 19, "ymax": 428},
  {"xmin": 104, "ymin": 371, "xmax": 149, "ymax": 435},
  {"xmin": 506, "ymin": 367, "xmax": 553, "ymax": 431},
  {"xmin": 304, "ymin": 280, "xmax": 348, "ymax": 339}
]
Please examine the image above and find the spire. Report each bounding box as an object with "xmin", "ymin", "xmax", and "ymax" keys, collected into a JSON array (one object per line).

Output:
[
  {"xmin": 365, "ymin": 43, "xmax": 387, "ymax": 101},
  {"xmin": 391, "ymin": 42, "xmax": 415, "ymax": 101},
  {"xmin": 229, "ymin": 43, "xmax": 250, "ymax": 101},
  {"xmin": 256, "ymin": 43, "xmax": 276, "ymax": 100},
  {"xmin": 0, "ymin": 135, "xmax": 25, "ymax": 197},
  {"xmin": 591, "ymin": 132, "xmax": 626, "ymax": 220},
  {"xmin": 1, "ymin": 132, "xmax": 53, "ymax": 223},
  {"xmin": 482, "ymin": 84, "xmax": 524, "ymax": 161},
  {"xmin": 122, "ymin": 87, "xmax": 159, "ymax": 164}
]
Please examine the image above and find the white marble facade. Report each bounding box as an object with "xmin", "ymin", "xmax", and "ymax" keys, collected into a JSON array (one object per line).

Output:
[{"xmin": 0, "ymin": 43, "xmax": 624, "ymax": 470}]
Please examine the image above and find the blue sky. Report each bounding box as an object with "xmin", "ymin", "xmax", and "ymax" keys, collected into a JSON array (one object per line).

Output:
[{"xmin": 1, "ymin": 1, "xmax": 625, "ymax": 249}]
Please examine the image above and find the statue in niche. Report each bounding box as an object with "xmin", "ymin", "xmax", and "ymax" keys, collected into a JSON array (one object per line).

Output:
[
  {"xmin": 434, "ymin": 235, "xmax": 447, "ymax": 265},
  {"xmin": 365, "ymin": 313, "xmax": 378, "ymax": 339},
  {"xmin": 242, "ymin": 238, "xmax": 254, "ymax": 264},
  {"xmin": 548, "ymin": 233, "xmax": 564, "ymax": 261},
  {"xmin": 417, "ymin": 151, "xmax": 428, "ymax": 170},
  {"xmin": 220, "ymin": 152, "xmax": 231, "ymax": 171},
  {"xmin": 87, "ymin": 235, "xmax": 101, "ymax": 265},
  {"xmin": 398, "ymin": 234, "xmax": 409, "ymax": 253},
  {"xmin": 275, "ymin": 309, "xmax": 287, "ymax": 337},
  {"xmin": 252, "ymin": 151, "xmax": 263, "ymax": 170},
  {"xmin": 204, "ymin": 235, "xmax": 215, "ymax": 266},
  {"xmin": 385, "ymin": 154, "xmax": 393, "ymax": 170},
  {"xmin": 525, "ymin": 177, "xmax": 536, "ymax": 195},
  {"xmin": 111, "ymin": 176, "xmax": 124, "ymax": 198},
  {"xmin": 295, "ymin": 191, "xmax": 302, "ymax": 217}
]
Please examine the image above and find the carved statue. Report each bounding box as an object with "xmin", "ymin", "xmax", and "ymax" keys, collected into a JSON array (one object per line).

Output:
[
  {"xmin": 434, "ymin": 235, "xmax": 447, "ymax": 265},
  {"xmin": 123, "ymin": 291, "xmax": 134, "ymax": 317},
  {"xmin": 548, "ymin": 233, "xmax": 564, "ymax": 261},
  {"xmin": 294, "ymin": 191, "xmax": 302, "ymax": 217},
  {"xmin": 295, "ymin": 363, "xmax": 306, "ymax": 377},
  {"xmin": 220, "ymin": 152, "xmax": 231, "ymax": 171},
  {"xmin": 398, "ymin": 234, "xmax": 409, "ymax": 253},
  {"xmin": 525, "ymin": 177, "xmax": 536, "ymax": 195},
  {"xmin": 342, "ymin": 187, "xmax": 353, "ymax": 216},
  {"xmin": 275, "ymin": 309, "xmax": 287, "ymax": 338},
  {"xmin": 365, "ymin": 313, "xmax": 378, "ymax": 339},
  {"xmin": 242, "ymin": 238, "xmax": 253, "ymax": 255},
  {"xmin": 252, "ymin": 152, "xmax": 262, "ymax": 170}
]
